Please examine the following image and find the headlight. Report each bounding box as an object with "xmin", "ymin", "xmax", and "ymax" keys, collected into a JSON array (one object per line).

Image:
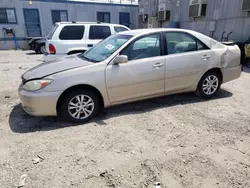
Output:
[{"xmin": 22, "ymin": 79, "xmax": 53, "ymax": 91}]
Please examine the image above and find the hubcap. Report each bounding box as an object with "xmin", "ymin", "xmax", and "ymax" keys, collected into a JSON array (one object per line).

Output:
[
  {"xmin": 68, "ymin": 95, "xmax": 94, "ymax": 120},
  {"xmin": 202, "ymin": 75, "xmax": 219, "ymax": 95}
]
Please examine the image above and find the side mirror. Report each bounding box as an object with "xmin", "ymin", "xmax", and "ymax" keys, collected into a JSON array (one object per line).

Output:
[{"xmin": 113, "ymin": 55, "xmax": 128, "ymax": 64}]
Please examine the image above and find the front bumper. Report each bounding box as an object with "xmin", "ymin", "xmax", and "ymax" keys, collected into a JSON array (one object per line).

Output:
[{"xmin": 19, "ymin": 87, "xmax": 62, "ymax": 116}]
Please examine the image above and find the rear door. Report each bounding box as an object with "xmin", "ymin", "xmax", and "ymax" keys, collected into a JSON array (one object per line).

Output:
[
  {"xmin": 164, "ymin": 31, "xmax": 215, "ymax": 92},
  {"xmin": 86, "ymin": 25, "xmax": 112, "ymax": 49}
]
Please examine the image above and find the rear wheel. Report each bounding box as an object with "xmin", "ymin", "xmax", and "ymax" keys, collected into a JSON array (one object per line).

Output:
[
  {"xmin": 196, "ymin": 71, "xmax": 222, "ymax": 99},
  {"xmin": 35, "ymin": 44, "xmax": 45, "ymax": 54},
  {"xmin": 59, "ymin": 89, "xmax": 100, "ymax": 123}
]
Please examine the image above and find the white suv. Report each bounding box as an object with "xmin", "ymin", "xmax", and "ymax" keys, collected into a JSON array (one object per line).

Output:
[{"xmin": 44, "ymin": 22, "xmax": 130, "ymax": 60}]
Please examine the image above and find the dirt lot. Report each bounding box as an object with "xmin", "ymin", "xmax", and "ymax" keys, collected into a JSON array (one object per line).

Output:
[{"xmin": 0, "ymin": 50, "xmax": 250, "ymax": 188}]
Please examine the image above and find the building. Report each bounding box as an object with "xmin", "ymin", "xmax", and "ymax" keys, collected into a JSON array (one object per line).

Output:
[
  {"xmin": 0, "ymin": 0, "xmax": 138, "ymax": 50},
  {"xmin": 138, "ymin": 0, "xmax": 250, "ymax": 42}
]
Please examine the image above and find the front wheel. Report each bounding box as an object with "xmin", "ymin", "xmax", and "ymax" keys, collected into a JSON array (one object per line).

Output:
[
  {"xmin": 59, "ymin": 89, "xmax": 100, "ymax": 123},
  {"xmin": 196, "ymin": 71, "xmax": 222, "ymax": 99}
]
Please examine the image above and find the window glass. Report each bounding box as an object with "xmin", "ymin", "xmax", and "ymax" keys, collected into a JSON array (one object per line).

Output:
[
  {"xmin": 114, "ymin": 26, "xmax": 129, "ymax": 33},
  {"xmin": 121, "ymin": 34, "xmax": 161, "ymax": 61},
  {"xmin": 97, "ymin": 12, "xmax": 110, "ymax": 23},
  {"xmin": 82, "ymin": 34, "xmax": 132, "ymax": 62},
  {"xmin": 89, "ymin": 26, "xmax": 111, "ymax": 40},
  {"xmin": 165, "ymin": 32, "xmax": 197, "ymax": 55},
  {"xmin": 47, "ymin": 24, "xmax": 59, "ymax": 39},
  {"xmin": 52, "ymin": 10, "xmax": 68, "ymax": 24},
  {"xmin": 197, "ymin": 40, "xmax": 208, "ymax": 50},
  {"xmin": 0, "ymin": 8, "xmax": 16, "ymax": 23},
  {"xmin": 6, "ymin": 9, "xmax": 16, "ymax": 23},
  {"xmin": 59, "ymin": 26, "xmax": 84, "ymax": 40}
]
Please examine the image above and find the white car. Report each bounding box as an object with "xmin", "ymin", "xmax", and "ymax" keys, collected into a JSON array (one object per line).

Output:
[{"xmin": 44, "ymin": 22, "xmax": 130, "ymax": 60}]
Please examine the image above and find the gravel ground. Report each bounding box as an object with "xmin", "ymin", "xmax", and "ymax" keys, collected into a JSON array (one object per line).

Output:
[{"xmin": 0, "ymin": 50, "xmax": 250, "ymax": 188}]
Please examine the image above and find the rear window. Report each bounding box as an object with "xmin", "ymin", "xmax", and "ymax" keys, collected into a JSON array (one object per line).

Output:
[
  {"xmin": 89, "ymin": 26, "xmax": 111, "ymax": 40},
  {"xmin": 59, "ymin": 26, "xmax": 85, "ymax": 40},
  {"xmin": 47, "ymin": 24, "xmax": 59, "ymax": 40},
  {"xmin": 114, "ymin": 26, "xmax": 128, "ymax": 33}
]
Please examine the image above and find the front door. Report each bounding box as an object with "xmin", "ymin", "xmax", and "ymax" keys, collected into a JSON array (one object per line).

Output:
[
  {"xmin": 106, "ymin": 33, "xmax": 165, "ymax": 103},
  {"xmin": 164, "ymin": 31, "xmax": 214, "ymax": 92},
  {"xmin": 119, "ymin": 12, "xmax": 130, "ymax": 28},
  {"xmin": 23, "ymin": 9, "xmax": 42, "ymax": 37}
]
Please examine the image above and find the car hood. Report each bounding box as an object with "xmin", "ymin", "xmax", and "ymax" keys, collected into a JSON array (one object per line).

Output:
[{"xmin": 23, "ymin": 55, "xmax": 92, "ymax": 80}]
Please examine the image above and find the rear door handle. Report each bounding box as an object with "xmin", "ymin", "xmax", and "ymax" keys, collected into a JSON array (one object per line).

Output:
[
  {"xmin": 87, "ymin": 44, "xmax": 93, "ymax": 47},
  {"xmin": 153, "ymin": 62, "xmax": 164, "ymax": 68},
  {"xmin": 202, "ymin": 55, "xmax": 210, "ymax": 60}
]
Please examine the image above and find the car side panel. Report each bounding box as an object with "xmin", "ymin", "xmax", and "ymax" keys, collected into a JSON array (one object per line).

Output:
[
  {"xmin": 43, "ymin": 62, "xmax": 111, "ymax": 107},
  {"xmin": 164, "ymin": 50, "xmax": 216, "ymax": 92}
]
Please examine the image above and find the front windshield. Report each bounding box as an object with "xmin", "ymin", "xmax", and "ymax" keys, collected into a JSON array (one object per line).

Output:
[{"xmin": 81, "ymin": 34, "xmax": 132, "ymax": 62}]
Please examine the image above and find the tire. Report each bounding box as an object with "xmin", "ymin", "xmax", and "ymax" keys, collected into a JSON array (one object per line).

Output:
[
  {"xmin": 196, "ymin": 71, "xmax": 222, "ymax": 99},
  {"xmin": 35, "ymin": 45, "xmax": 44, "ymax": 54},
  {"xmin": 59, "ymin": 89, "xmax": 100, "ymax": 123}
]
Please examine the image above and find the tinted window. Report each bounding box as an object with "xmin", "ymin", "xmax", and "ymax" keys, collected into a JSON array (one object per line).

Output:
[
  {"xmin": 121, "ymin": 34, "xmax": 161, "ymax": 61},
  {"xmin": 59, "ymin": 26, "xmax": 84, "ymax": 40},
  {"xmin": 114, "ymin": 26, "xmax": 129, "ymax": 33},
  {"xmin": 89, "ymin": 26, "xmax": 111, "ymax": 40}
]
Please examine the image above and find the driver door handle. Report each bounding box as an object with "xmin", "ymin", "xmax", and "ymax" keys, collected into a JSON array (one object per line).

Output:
[
  {"xmin": 202, "ymin": 55, "xmax": 210, "ymax": 60},
  {"xmin": 153, "ymin": 62, "xmax": 163, "ymax": 68}
]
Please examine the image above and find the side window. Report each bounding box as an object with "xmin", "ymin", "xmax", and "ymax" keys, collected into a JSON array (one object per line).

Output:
[
  {"xmin": 59, "ymin": 26, "xmax": 84, "ymax": 40},
  {"xmin": 197, "ymin": 40, "xmax": 209, "ymax": 50},
  {"xmin": 89, "ymin": 26, "xmax": 111, "ymax": 40},
  {"xmin": 165, "ymin": 32, "xmax": 197, "ymax": 55},
  {"xmin": 114, "ymin": 26, "xmax": 129, "ymax": 33},
  {"xmin": 121, "ymin": 34, "xmax": 161, "ymax": 61}
]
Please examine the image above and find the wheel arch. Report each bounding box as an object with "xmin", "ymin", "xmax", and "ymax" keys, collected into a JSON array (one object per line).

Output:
[
  {"xmin": 204, "ymin": 68, "xmax": 223, "ymax": 82},
  {"xmin": 199, "ymin": 68, "xmax": 223, "ymax": 84},
  {"xmin": 56, "ymin": 84, "xmax": 104, "ymax": 114}
]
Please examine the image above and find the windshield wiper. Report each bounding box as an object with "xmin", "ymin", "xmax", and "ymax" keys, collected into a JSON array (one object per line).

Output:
[{"xmin": 79, "ymin": 54, "xmax": 99, "ymax": 63}]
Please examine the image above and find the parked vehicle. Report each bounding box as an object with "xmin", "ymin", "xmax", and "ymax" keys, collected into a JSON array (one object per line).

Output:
[
  {"xmin": 19, "ymin": 28, "xmax": 242, "ymax": 123},
  {"xmin": 28, "ymin": 37, "xmax": 45, "ymax": 54},
  {"xmin": 44, "ymin": 22, "xmax": 130, "ymax": 60}
]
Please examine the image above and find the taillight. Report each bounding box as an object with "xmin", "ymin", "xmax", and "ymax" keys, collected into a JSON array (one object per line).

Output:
[{"xmin": 49, "ymin": 44, "xmax": 56, "ymax": 54}]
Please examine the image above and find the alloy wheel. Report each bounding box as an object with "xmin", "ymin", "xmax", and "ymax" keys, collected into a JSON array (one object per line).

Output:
[
  {"xmin": 202, "ymin": 75, "xmax": 219, "ymax": 95},
  {"xmin": 68, "ymin": 95, "xmax": 94, "ymax": 120}
]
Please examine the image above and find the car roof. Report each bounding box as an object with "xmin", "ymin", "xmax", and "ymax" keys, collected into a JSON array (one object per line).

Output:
[
  {"xmin": 118, "ymin": 28, "xmax": 200, "ymax": 36},
  {"xmin": 55, "ymin": 22, "xmax": 127, "ymax": 27},
  {"xmin": 119, "ymin": 28, "xmax": 225, "ymax": 50}
]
